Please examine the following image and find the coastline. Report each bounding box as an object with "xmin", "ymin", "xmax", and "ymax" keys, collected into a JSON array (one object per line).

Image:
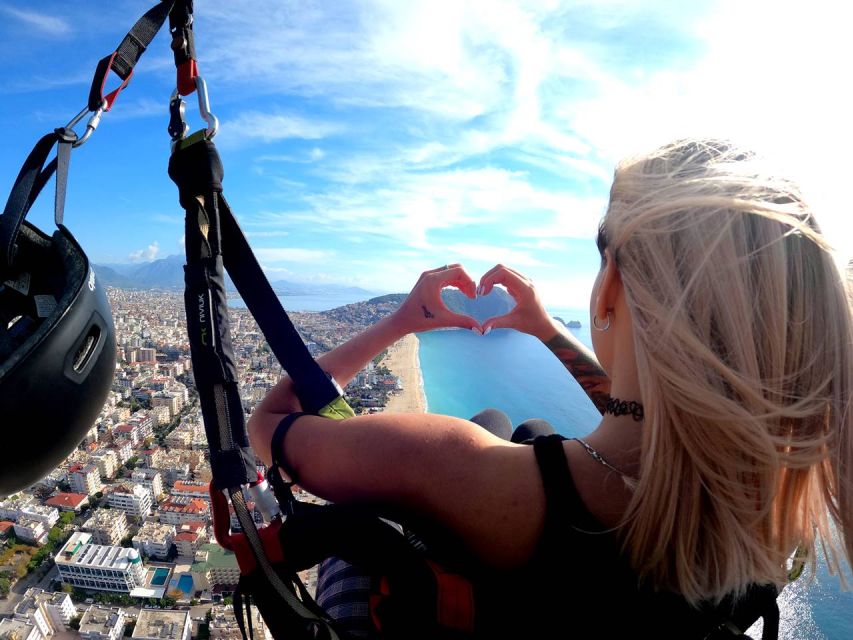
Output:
[{"xmin": 382, "ymin": 333, "xmax": 427, "ymax": 414}]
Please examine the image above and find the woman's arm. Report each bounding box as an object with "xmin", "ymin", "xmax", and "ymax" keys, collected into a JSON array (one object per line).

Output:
[
  {"xmin": 478, "ymin": 264, "xmax": 611, "ymax": 413},
  {"xmin": 255, "ymin": 264, "xmax": 480, "ymax": 416},
  {"xmin": 247, "ymin": 410, "xmax": 545, "ymax": 568}
]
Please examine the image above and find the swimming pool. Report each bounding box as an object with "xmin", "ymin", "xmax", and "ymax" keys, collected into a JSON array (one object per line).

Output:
[
  {"xmin": 150, "ymin": 568, "xmax": 170, "ymax": 586},
  {"xmin": 177, "ymin": 574, "xmax": 193, "ymax": 593}
]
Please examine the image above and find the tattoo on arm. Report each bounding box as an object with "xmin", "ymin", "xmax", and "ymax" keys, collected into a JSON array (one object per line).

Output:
[
  {"xmin": 422, "ymin": 305, "xmax": 434, "ymax": 319},
  {"xmin": 544, "ymin": 332, "xmax": 611, "ymax": 414}
]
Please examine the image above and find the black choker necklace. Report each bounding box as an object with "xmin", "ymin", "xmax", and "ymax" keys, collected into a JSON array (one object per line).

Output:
[{"xmin": 605, "ymin": 396, "xmax": 644, "ymax": 422}]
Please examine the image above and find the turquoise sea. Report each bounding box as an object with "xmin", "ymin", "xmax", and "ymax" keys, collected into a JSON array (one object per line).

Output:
[{"xmin": 417, "ymin": 313, "xmax": 853, "ymax": 640}]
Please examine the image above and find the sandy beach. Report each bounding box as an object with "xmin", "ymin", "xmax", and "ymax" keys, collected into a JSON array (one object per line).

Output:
[{"xmin": 382, "ymin": 333, "xmax": 427, "ymax": 413}]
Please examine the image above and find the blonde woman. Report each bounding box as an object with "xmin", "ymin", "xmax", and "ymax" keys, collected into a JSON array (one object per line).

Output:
[{"xmin": 248, "ymin": 139, "xmax": 853, "ymax": 638}]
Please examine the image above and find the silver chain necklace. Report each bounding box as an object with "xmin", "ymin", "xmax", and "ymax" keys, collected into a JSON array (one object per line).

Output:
[{"xmin": 571, "ymin": 437, "xmax": 629, "ymax": 477}]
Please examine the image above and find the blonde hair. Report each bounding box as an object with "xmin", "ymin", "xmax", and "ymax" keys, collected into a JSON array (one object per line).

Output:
[{"xmin": 602, "ymin": 139, "xmax": 853, "ymax": 605}]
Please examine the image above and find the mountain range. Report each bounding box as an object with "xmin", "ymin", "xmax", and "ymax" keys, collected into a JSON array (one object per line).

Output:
[{"xmin": 94, "ymin": 254, "xmax": 377, "ymax": 297}]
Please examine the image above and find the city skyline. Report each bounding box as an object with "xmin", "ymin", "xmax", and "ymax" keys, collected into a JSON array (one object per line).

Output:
[{"xmin": 1, "ymin": 1, "xmax": 851, "ymax": 306}]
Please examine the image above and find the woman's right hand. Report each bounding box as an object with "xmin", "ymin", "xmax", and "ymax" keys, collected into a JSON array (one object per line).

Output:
[
  {"xmin": 392, "ymin": 264, "xmax": 480, "ymax": 335},
  {"xmin": 477, "ymin": 264, "xmax": 559, "ymax": 341}
]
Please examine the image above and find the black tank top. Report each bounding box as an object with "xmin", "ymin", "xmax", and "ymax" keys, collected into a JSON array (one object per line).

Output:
[{"xmin": 474, "ymin": 434, "xmax": 778, "ymax": 639}]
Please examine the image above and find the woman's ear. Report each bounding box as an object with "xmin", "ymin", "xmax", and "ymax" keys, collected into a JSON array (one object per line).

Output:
[{"xmin": 594, "ymin": 248, "xmax": 622, "ymax": 319}]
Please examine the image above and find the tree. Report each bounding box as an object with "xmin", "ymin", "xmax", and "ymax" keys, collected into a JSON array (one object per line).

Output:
[
  {"xmin": 61, "ymin": 583, "xmax": 73, "ymax": 594},
  {"xmin": 59, "ymin": 512, "xmax": 75, "ymax": 526},
  {"xmin": 0, "ymin": 574, "xmax": 10, "ymax": 597},
  {"xmin": 69, "ymin": 616, "xmax": 82, "ymax": 630},
  {"xmin": 124, "ymin": 620, "xmax": 136, "ymax": 636}
]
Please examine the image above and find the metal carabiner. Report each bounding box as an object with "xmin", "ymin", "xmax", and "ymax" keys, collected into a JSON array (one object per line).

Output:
[
  {"xmin": 64, "ymin": 100, "xmax": 107, "ymax": 148},
  {"xmin": 168, "ymin": 75, "xmax": 219, "ymax": 151},
  {"xmin": 194, "ymin": 76, "xmax": 219, "ymax": 140}
]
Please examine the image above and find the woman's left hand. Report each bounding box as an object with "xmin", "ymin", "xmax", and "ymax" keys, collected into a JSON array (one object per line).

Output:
[{"xmin": 392, "ymin": 263, "xmax": 480, "ymax": 334}]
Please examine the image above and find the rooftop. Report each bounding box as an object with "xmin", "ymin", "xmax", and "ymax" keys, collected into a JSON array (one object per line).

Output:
[
  {"xmin": 45, "ymin": 493, "xmax": 89, "ymax": 509},
  {"xmin": 57, "ymin": 532, "xmax": 141, "ymax": 569},
  {"xmin": 191, "ymin": 543, "xmax": 238, "ymax": 572},
  {"xmin": 0, "ymin": 617, "xmax": 36, "ymax": 640},
  {"xmin": 80, "ymin": 605, "xmax": 124, "ymax": 634},
  {"xmin": 159, "ymin": 498, "xmax": 208, "ymax": 514},
  {"xmin": 132, "ymin": 610, "xmax": 189, "ymax": 640}
]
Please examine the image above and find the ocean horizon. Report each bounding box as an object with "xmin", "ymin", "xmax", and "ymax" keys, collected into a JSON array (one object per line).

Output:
[{"xmin": 416, "ymin": 316, "xmax": 853, "ymax": 640}]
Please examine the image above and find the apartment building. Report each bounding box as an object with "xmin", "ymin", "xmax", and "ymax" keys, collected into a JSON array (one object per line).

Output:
[
  {"xmin": 56, "ymin": 532, "xmax": 146, "ymax": 593},
  {"xmin": 81, "ymin": 510, "xmax": 129, "ymax": 546}
]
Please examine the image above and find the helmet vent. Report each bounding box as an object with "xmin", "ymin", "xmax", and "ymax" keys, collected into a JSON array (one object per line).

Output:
[{"xmin": 72, "ymin": 326, "xmax": 101, "ymax": 373}]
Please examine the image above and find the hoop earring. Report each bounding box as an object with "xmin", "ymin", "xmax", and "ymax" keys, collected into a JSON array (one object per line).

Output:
[{"xmin": 593, "ymin": 312, "xmax": 612, "ymax": 332}]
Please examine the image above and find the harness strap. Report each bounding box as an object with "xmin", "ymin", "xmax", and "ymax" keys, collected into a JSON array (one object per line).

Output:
[
  {"xmin": 88, "ymin": 1, "xmax": 176, "ymax": 111},
  {"xmin": 0, "ymin": 130, "xmax": 74, "ymax": 272},
  {"xmin": 169, "ymin": 138, "xmax": 351, "ymax": 416},
  {"xmin": 270, "ymin": 412, "xmax": 308, "ymax": 485}
]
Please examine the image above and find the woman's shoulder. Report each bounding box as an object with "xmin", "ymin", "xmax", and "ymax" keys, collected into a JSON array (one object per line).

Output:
[{"xmin": 528, "ymin": 434, "xmax": 634, "ymax": 532}]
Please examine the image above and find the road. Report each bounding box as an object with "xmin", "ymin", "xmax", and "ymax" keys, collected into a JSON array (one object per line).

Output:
[{"xmin": 0, "ymin": 564, "xmax": 58, "ymax": 615}]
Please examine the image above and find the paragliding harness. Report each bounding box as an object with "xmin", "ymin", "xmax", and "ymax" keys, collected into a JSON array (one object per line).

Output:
[{"xmin": 1, "ymin": 2, "xmax": 791, "ymax": 638}]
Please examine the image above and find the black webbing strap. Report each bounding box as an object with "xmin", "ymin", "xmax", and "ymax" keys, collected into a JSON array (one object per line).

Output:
[
  {"xmin": 169, "ymin": 0, "xmax": 199, "ymax": 96},
  {"xmin": 0, "ymin": 129, "xmax": 75, "ymax": 272},
  {"xmin": 270, "ymin": 412, "xmax": 307, "ymax": 484},
  {"xmin": 88, "ymin": 1, "xmax": 176, "ymax": 111},
  {"xmin": 169, "ymin": 139, "xmax": 343, "ymax": 414}
]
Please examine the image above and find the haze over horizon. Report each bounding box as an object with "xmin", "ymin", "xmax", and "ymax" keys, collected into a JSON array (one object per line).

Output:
[{"xmin": 1, "ymin": 1, "xmax": 850, "ymax": 307}]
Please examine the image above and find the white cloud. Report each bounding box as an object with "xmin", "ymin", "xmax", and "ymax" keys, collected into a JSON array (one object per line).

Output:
[
  {"xmin": 254, "ymin": 248, "xmax": 334, "ymax": 263},
  {"xmin": 245, "ymin": 230, "xmax": 291, "ymax": 239},
  {"xmin": 444, "ymin": 243, "xmax": 548, "ymax": 267},
  {"xmin": 0, "ymin": 6, "xmax": 70, "ymax": 35},
  {"xmin": 216, "ymin": 111, "xmax": 342, "ymax": 147},
  {"xmin": 129, "ymin": 242, "xmax": 160, "ymax": 263}
]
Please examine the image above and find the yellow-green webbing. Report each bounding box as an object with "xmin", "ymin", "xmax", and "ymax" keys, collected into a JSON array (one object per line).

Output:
[{"xmin": 317, "ymin": 395, "xmax": 356, "ymax": 421}]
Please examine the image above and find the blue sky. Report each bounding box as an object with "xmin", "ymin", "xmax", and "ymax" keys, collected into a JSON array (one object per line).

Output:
[{"xmin": 1, "ymin": 0, "xmax": 851, "ymax": 305}]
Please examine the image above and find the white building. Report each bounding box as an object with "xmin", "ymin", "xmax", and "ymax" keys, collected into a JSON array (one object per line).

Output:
[
  {"xmin": 107, "ymin": 484, "xmax": 152, "ymax": 520},
  {"xmin": 13, "ymin": 516, "xmax": 48, "ymax": 545},
  {"xmin": 170, "ymin": 481, "xmax": 209, "ymax": 502},
  {"xmin": 157, "ymin": 497, "xmax": 209, "ymax": 526},
  {"xmin": 82, "ymin": 510, "xmax": 129, "ymax": 546},
  {"xmin": 131, "ymin": 470, "xmax": 164, "ymax": 502},
  {"xmin": 110, "ymin": 441, "xmax": 133, "ymax": 466},
  {"xmin": 69, "ymin": 464, "xmax": 103, "ymax": 496},
  {"xmin": 79, "ymin": 606, "xmax": 126, "ymax": 640},
  {"xmin": 191, "ymin": 544, "xmax": 240, "ymax": 591},
  {"xmin": 0, "ymin": 493, "xmax": 34, "ymax": 521},
  {"xmin": 0, "ymin": 618, "xmax": 41, "ymax": 640},
  {"xmin": 0, "ymin": 496, "xmax": 59, "ymax": 529},
  {"xmin": 56, "ymin": 532, "xmax": 146, "ymax": 593},
  {"xmin": 14, "ymin": 588, "xmax": 75, "ymax": 637},
  {"xmin": 209, "ymin": 604, "xmax": 271, "ymax": 640},
  {"xmin": 132, "ymin": 610, "xmax": 190, "ymax": 640},
  {"xmin": 91, "ymin": 450, "xmax": 119, "ymax": 480},
  {"xmin": 132, "ymin": 522, "xmax": 176, "ymax": 560}
]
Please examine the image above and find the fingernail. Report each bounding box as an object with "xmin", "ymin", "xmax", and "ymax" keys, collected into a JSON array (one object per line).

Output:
[
  {"xmin": 471, "ymin": 327, "xmax": 483, "ymax": 335},
  {"xmin": 483, "ymin": 327, "xmax": 492, "ymax": 335},
  {"xmin": 476, "ymin": 285, "xmax": 483, "ymax": 296}
]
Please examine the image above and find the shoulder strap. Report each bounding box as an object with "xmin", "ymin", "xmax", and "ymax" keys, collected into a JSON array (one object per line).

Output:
[{"xmin": 532, "ymin": 433, "xmax": 585, "ymax": 534}]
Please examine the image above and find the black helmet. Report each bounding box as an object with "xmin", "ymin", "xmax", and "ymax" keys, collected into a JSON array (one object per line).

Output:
[{"xmin": 0, "ymin": 131, "xmax": 116, "ymax": 497}]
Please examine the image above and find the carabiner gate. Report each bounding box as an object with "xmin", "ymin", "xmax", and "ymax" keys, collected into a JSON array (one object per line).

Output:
[
  {"xmin": 168, "ymin": 75, "xmax": 218, "ymax": 151},
  {"xmin": 64, "ymin": 100, "xmax": 106, "ymax": 148}
]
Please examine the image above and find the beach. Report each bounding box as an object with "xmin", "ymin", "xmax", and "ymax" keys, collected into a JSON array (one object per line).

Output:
[{"xmin": 382, "ymin": 333, "xmax": 427, "ymax": 413}]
